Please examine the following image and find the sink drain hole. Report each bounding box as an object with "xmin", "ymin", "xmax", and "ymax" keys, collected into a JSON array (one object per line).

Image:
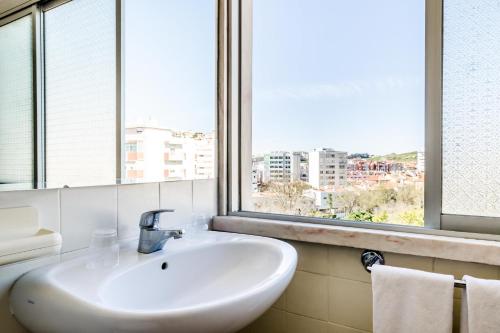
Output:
[{"xmin": 161, "ymin": 262, "xmax": 168, "ymax": 270}]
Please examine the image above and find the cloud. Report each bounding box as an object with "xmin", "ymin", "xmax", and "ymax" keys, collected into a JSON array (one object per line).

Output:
[{"xmin": 255, "ymin": 76, "xmax": 422, "ymax": 101}]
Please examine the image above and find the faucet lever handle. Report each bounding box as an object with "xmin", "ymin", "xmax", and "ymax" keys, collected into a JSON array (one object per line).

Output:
[{"xmin": 139, "ymin": 209, "xmax": 175, "ymax": 229}]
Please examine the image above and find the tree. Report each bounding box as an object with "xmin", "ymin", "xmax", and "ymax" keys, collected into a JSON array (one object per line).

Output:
[
  {"xmin": 346, "ymin": 211, "xmax": 374, "ymax": 222},
  {"xmin": 327, "ymin": 193, "xmax": 335, "ymax": 214},
  {"xmin": 399, "ymin": 209, "xmax": 424, "ymax": 226},
  {"xmin": 396, "ymin": 185, "xmax": 423, "ymax": 206},
  {"xmin": 372, "ymin": 211, "xmax": 389, "ymax": 222},
  {"xmin": 337, "ymin": 191, "xmax": 359, "ymax": 214},
  {"xmin": 267, "ymin": 181, "xmax": 312, "ymax": 214}
]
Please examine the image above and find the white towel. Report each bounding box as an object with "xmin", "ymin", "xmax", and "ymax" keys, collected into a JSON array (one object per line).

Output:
[
  {"xmin": 371, "ymin": 265, "xmax": 454, "ymax": 333},
  {"xmin": 460, "ymin": 275, "xmax": 500, "ymax": 333}
]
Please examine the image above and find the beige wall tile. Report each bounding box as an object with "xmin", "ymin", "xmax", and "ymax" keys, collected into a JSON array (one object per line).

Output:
[
  {"xmin": 328, "ymin": 322, "xmax": 371, "ymax": 333},
  {"xmin": 328, "ymin": 246, "xmax": 371, "ymax": 283},
  {"xmin": 329, "ymin": 277, "xmax": 372, "ymax": 331},
  {"xmin": 286, "ymin": 271, "xmax": 329, "ymax": 320},
  {"xmin": 434, "ymin": 259, "xmax": 499, "ymax": 298},
  {"xmin": 285, "ymin": 313, "xmax": 329, "ymax": 333},
  {"xmin": 292, "ymin": 241, "xmax": 329, "ymax": 275},
  {"xmin": 434, "ymin": 259, "xmax": 498, "ymax": 280},
  {"xmin": 247, "ymin": 308, "xmax": 286, "ymax": 333},
  {"xmin": 236, "ymin": 325, "xmax": 253, "ymax": 333},
  {"xmin": 384, "ymin": 252, "xmax": 433, "ymax": 272},
  {"xmin": 272, "ymin": 292, "xmax": 286, "ymax": 310},
  {"xmin": 453, "ymin": 298, "xmax": 461, "ymax": 333}
]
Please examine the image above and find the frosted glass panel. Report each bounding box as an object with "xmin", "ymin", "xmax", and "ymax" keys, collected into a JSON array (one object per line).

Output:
[
  {"xmin": 44, "ymin": 0, "xmax": 116, "ymax": 188},
  {"xmin": 0, "ymin": 16, "xmax": 34, "ymax": 186},
  {"xmin": 442, "ymin": 0, "xmax": 500, "ymax": 217}
]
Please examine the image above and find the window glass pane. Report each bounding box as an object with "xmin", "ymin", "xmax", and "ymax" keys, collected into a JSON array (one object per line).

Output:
[
  {"xmin": 442, "ymin": 0, "xmax": 500, "ymax": 217},
  {"xmin": 248, "ymin": 0, "xmax": 425, "ymax": 226},
  {"xmin": 123, "ymin": 0, "xmax": 216, "ymax": 183},
  {"xmin": 44, "ymin": 0, "xmax": 116, "ymax": 187},
  {"xmin": 0, "ymin": 16, "xmax": 34, "ymax": 188}
]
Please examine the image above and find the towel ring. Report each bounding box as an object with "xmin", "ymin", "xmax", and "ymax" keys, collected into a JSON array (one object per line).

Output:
[{"xmin": 361, "ymin": 250, "xmax": 384, "ymax": 272}]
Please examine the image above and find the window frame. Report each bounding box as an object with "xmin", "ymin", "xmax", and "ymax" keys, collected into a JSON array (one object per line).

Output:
[{"xmin": 221, "ymin": 0, "xmax": 500, "ymax": 236}]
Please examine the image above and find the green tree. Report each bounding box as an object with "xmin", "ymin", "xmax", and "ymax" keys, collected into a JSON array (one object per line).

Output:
[
  {"xmin": 399, "ymin": 209, "xmax": 424, "ymax": 227},
  {"xmin": 373, "ymin": 211, "xmax": 389, "ymax": 223},
  {"xmin": 346, "ymin": 211, "xmax": 374, "ymax": 222}
]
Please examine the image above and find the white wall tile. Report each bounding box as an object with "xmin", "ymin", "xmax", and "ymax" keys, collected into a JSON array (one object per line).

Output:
[
  {"xmin": 193, "ymin": 179, "xmax": 217, "ymax": 218},
  {"xmin": 159, "ymin": 181, "xmax": 193, "ymax": 229},
  {"xmin": 117, "ymin": 183, "xmax": 159, "ymax": 240},
  {"xmin": 60, "ymin": 185, "xmax": 117, "ymax": 252},
  {"xmin": 0, "ymin": 189, "xmax": 60, "ymax": 233},
  {"xmin": 0, "ymin": 255, "xmax": 60, "ymax": 333}
]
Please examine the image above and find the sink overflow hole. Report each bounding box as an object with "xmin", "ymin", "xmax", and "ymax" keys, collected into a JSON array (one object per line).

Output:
[{"xmin": 161, "ymin": 262, "xmax": 168, "ymax": 270}]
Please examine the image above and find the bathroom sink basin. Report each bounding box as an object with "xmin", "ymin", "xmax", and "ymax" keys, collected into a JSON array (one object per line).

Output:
[{"xmin": 10, "ymin": 232, "xmax": 297, "ymax": 333}]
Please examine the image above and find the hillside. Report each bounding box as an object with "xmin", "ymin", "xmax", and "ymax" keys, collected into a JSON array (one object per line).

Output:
[{"xmin": 370, "ymin": 151, "xmax": 417, "ymax": 162}]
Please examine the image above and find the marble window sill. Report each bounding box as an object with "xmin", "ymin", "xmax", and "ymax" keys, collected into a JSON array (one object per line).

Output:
[{"xmin": 213, "ymin": 216, "xmax": 500, "ymax": 266}]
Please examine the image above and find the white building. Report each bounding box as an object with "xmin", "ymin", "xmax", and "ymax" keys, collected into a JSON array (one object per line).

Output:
[
  {"xmin": 417, "ymin": 151, "xmax": 425, "ymax": 172},
  {"xmin": 251, "ymin": 156, "xmax": 265, "ymax": 192},
  {"xmin": 264, "ymin": 151, "xmax": 291, "ymax": 182},
  {"xmin": 124, "ymin": 127, "xmax": 215, "ymax": 183},
  {"xmin": 308, "ymin": 148, "xmax": 347, "ymax": 189},
  {"xmin": 291, "ymin": 151, "xmax": 309, "ymax": 182}
]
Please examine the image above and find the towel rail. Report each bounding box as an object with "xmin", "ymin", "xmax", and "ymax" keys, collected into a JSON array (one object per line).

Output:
[{"xmin": 361, "ymin": 250, "xmax": 466, "ymax": 289}]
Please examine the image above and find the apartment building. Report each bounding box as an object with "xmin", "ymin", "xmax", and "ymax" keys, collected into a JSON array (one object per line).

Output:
[
  {"xmin": 308, "ymin": 148, "xmax": 347, "ymax": 189},
  {"xmin": 291, "ymin": 151, "xmax": 309, "ymax": 182},
  {"xmin": 264, "ymin": 151, "xmax": 291, "ymax": 182},
  {"xmin": 125, "ymin": 127, "xmax": 215, "ymax": 182}
]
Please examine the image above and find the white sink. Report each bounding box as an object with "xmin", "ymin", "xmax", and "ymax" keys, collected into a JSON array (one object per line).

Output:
[{"xmin": 10, "ymin": 232, "xmax": 297, "ymax": 333}]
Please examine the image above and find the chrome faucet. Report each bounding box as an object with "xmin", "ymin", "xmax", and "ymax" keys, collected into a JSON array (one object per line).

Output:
[{"xmin": 137, "ymin": 209, "xmax": 184, "ymax": 254}]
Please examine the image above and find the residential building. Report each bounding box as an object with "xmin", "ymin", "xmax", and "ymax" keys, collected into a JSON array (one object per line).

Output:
[
  {"xmin": 291, "ymin": 151, "xmax": 309, "ymax": 182},
  {"xmin": 264, "ymin": 151, "xmax": 291, "ymax": 182},
  {"xmin": 125, "ymin": 127, "xmax": 215, "ymax": 183},
  {"xmin": 308, "ymin": 148, "xmax": 347, "ymax": 189}
]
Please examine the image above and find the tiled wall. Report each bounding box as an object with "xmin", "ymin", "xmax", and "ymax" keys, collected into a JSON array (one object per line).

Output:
[
  {"xmin": 0, "ymin": 179, "xmax": 216, "ymax": 332},
  {"xmin": 240, "ymin": 240, "xmax": 500, "ymax": 333}
]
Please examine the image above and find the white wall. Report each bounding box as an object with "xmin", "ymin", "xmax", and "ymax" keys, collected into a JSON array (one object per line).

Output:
[{"xmin": 0, "ymin": 179, "xmax": 217, "ymax": 332}]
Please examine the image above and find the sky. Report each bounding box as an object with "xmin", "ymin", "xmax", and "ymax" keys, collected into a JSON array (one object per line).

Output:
[
  {"xmin": 123, "ymin": 0, "xmax": 216, "ymax": 132},
  {"xmin": 124, "ymin": 0, "xmax": 425, "ymax": 156}
]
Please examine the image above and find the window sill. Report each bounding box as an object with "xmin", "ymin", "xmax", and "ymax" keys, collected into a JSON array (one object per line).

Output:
[{"xmin": 213, "ymin": 215, "xmax": 500, "ymax": 266}]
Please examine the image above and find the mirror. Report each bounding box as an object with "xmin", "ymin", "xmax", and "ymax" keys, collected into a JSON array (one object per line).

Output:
[{"xmin": 0, "ymin": 0, "xmax": 216, "ymax": 191}]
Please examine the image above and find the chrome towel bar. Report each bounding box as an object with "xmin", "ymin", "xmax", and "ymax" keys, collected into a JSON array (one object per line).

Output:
[{"xmin": 361, "ymin": 250, "xmax": 466, "ymax": 289}]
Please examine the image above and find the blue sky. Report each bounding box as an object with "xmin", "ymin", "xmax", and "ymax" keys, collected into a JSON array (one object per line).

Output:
[
  {"xmin": 124, "ymin": 0, "xmax": 424, "ymax": 156},
  {"xmin": 123, "ymin": 0, "xmax": 216, "ymax": 132}
]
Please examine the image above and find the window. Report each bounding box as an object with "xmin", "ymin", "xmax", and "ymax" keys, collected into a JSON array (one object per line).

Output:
[
  {"xmin": 0, "ymin": 0, "xmax": 216, "ymax": 190},
  {"xmin": 242, "ymin": 0, "xmax": 426, "ymax": 226},
  {"xmin": 440, "ymin": 0, "xmax": 500, "ymax": 233},
  {"xmin": 442, "ymin": 0, "xmax": 500, "ymax": 218},
  {"xmin": 0, "ymin": 14, "xmax": 34, "ymax": 190},
  {"xmin": 230, "ymin": 0, "xmax": 500, "ymax": 235},
  {"xmin": 44, "ymin": 0, "xmax": 116, "ymax": 188}
]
